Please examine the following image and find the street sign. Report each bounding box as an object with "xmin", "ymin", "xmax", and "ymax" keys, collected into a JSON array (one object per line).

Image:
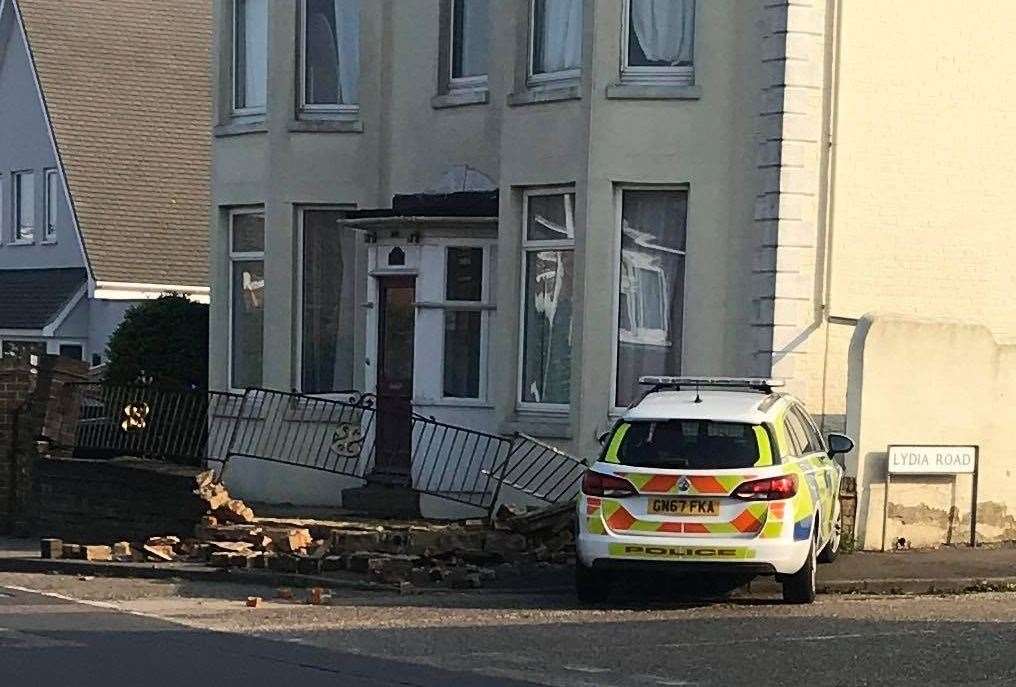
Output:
[
  {"xmin": 888, "ymin": 445, "xmax": 976, "ymax": 475},
  {"xmin": 882, "ymin": 444, "xmax": 980, "ymax": 550}
]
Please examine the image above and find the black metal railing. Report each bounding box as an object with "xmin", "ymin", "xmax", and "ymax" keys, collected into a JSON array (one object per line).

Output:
[
  {"xmin": 218, "ymin": 388, "xmax": 514, "ymax": 512},
  {"xmin": 64, "ymin": 383, "xmax": 585, "ymax": 515},
  {"xmin": 491, "ymin": 433, "xmax": 587, "ymax": 505},
  {"xmin": 71, "ymin": 383, "xmax": 242, "ymax": 466}
]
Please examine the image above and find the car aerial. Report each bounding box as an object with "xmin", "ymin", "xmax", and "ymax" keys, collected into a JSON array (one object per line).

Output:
[{"xmin": 575, "ymin": 376, "xmax": 854, "ymax": 604}]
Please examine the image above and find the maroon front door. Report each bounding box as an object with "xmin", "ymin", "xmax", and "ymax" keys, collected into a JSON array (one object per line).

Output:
[{"xmin": 375, "ymin": 276, "xmax": 416, "ymax": 481}]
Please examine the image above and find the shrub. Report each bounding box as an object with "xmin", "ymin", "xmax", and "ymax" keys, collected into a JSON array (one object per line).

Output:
[{"xmin": 104, "ymin": 294, "xmax": 208, "ymax": 389}]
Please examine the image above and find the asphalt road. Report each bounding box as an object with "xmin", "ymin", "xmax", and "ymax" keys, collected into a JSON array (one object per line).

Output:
[
  {"xmin": 0, "ymin": 586, "xmax": 536, "ymax": 687},
  {"xmin": 2, "ymin": 575, "xmax": 1016, "ymax": 686}
]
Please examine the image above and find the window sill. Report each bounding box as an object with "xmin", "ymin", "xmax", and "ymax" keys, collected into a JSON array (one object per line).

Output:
[
  {"xmin": 606, "ymin": 83, "xmax": 702, "ymax": 100},
  {"xmin": 8, "ymin": 239, "xmax": 34, "ymax": 247},
  {"xmin": 288, "ymin": 119, "xmax": 364, "ymax": 134},
  {"xmin": 40, "ymin": 239, "xmax": 57, "ymax": 246},
  {"xmin": 431, "ymin": 89, "xmax": 489, "ymax": 109},
  {"xmin": 214, "ymin": 121, "xmax": 268, "ymax": 138},
  {"xmin": 500, "ymin": 411, "xmax": 572, "ymax": 439},
  {"xmin": 415, "ymin": 398, "xmax": 494, "ymax": 409},
  {"xmin": 507, "ymin": 83, "xmax": 581, "ymax": 107}
]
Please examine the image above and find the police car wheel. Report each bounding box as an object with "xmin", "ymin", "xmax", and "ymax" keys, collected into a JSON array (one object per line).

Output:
[
  {"xmin": 782, "ymin": 538, "xmax": 817, "ymax": 604},
  {"xmin": 575, "ymin": 563, "xmax": 611, "ymax": 604}
]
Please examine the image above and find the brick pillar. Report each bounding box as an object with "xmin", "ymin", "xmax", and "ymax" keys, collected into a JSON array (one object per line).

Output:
[{"xmin": 0, "ymin": 355, "xmax": 87, "ymax": 532}]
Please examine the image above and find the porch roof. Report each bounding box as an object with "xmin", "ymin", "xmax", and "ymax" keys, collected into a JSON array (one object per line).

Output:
[{"xmin": 342, "ymin": 191, "xmax": 499, "ymax": 231}]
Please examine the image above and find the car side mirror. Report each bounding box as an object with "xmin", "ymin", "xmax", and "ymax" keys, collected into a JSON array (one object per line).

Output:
[{"xmin": 827, "ymin": 433, "xmax": 854, "ymax": 461}]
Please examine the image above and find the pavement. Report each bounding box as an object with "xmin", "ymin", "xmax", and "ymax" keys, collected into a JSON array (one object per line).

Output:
[
  {"xmin": 3, "ymin": 537, "xmax": 1016, "ymax": 596},
  {"xmin": 3, "ymin": 572, "xmax": 1016, "ymax": 686}
]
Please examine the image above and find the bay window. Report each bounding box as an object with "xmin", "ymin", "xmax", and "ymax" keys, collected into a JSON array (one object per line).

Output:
[
  {"xmin": 233, "ymin": 0, "xmax": 268, "ymax": 113},
  {"xmin": 230, "ymin": 210, "xmax": 265, "ymax": 389},
  {"xmin": 520, "ymin": 191, "xmax": 575, "ymax": 408},
  {"xmin": 615, "ymin": 188, "xmax": 688, "ymax": 407},
  {"xmin": 443, "ymin": 247, "xmax": 485, "ymax": 399},
  {"xmin": 530, "ymin": 0, "xmax": 583, "ymax": 80},
  {"xmin": 451, "ymin": 0, "xmax": 489, "ymax": 87},
  {"xmin": 301, "ymin": 0, "xmax": 360, "ymax": 112},
  {"xmin": 300, "ymin": 209, "xmax": 356, "ymax": 394},
  {"xmin": 623, "ymin": 0, "xmax": 695, "ymax": 84}
]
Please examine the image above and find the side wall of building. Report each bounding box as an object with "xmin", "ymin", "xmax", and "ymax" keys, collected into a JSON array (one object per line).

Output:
[{"xmin": 847, "ymin": 314, "xmax": 1016, "ymax": 550}]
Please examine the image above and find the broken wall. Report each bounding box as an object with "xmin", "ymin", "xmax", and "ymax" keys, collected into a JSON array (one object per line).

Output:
[{"xmin": 847, "ymin": 314, "xmax": 1016, "ymax": 550}]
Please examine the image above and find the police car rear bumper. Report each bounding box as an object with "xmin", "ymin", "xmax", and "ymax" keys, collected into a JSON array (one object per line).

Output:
[{"xmin": 576, "ymin": 531, "xmax": 812, "ymax": 576}]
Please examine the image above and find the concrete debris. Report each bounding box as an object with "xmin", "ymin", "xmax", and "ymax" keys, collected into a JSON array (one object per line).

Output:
[
  {"xmin": 81, "ymin": 545, "xmax": 112, "ymax": 562},
  {"xmin": 245, "ymin": 596, "xmax": 262, "ymax": 608},
  {"xmin": 142, "ymin": 544, "xmax": 175, "ymax": 562}
]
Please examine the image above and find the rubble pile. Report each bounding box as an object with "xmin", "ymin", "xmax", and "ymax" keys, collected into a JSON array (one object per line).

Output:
[{"xmin": 39, "ymin": 471, "xmax": 577, "ymax": 590}]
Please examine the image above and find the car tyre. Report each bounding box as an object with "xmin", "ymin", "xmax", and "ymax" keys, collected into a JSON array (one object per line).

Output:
[
  {"xmin": 575, "ymin": 562, "xmax": 611, "ymax": 604},
  {"xmin": 782, "ymin": 537, "xmax": 817, "ymax": 604}
]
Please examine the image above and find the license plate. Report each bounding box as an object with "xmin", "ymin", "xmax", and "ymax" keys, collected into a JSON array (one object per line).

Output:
[{"xmin": 649, "ymin": 498, "xmax": 721, "ymax": 517}]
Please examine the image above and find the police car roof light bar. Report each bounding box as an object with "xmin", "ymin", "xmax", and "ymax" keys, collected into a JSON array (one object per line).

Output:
[{"xmin": 637, "ymin": 376, "xmax": 785, "ymax": 394}]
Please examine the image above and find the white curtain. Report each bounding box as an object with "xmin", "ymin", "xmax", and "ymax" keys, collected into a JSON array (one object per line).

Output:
[
  {"xmin": 243, "ymin": 0, "xmax": 268, "ymax": 108},
  {"xmin": 537, "ymin": 0, "xmax": 583, "ymax": 73},
  {"xmin": 335, "ymin": 0, "xmax": 360, "ymax": 105},
  {"xmin": 630, "ymin": 0, "xmax": 694, "ymax": 65}
]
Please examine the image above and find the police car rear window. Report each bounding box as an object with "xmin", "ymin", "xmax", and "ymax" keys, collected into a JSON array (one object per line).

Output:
[{"xmin": 609, "ymin": 420, "xmax": 761, "ymax": 469}]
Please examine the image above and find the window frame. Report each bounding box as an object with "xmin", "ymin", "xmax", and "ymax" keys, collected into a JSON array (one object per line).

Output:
[
  {"xmin": 231, "ymin": 0, "xmax": 268, "ymax": 116},
  {"xmin": 791, "ymin": 404, "xmax": 826, "ymax": 454},
  {"xmin": 0, "ymin": 176, "xmax": 4, "ymax": 246},
  {"xmin": 295, "ymin": 204, "xmax": 359, "ymax": 397},
  {"xmin": 609, "ymin": 184, "xmax": 690, "ymax": 414},
  {"xmin": 448, "ymin": 0, "xmax": 489, "ymax": 92},
  {"xmin": 12, "ymin": 170, "xmax": 34, "ymax": 244},
  {"xmin": 43, "ymin": 168, "xmax": 58, "ymax": 242},
  {"xmin": 527, "ymin": 0, "xmax": 582, "ymax": 86},
  {"xmin": 228, "ymin": 207, "xmax": 266, "ymax": 391},
  {"xmin": 298, "ymin": 0, "xmax": 361, "ymax": 117},
  {"xmin": 440, "ymin": 244, "xmax": 490, "ymax": 403},
  {"xmin": 517, "ymin": 187, "xmax": 576, "ymax": 412},
  {"xmin": 620, "ymin": 0, "xmax": 696, "ymax": 86}
]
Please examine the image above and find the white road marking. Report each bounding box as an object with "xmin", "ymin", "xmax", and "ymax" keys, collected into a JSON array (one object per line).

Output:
[
  {"xmin": 663, "ymin": 628, "xmax": 935, "ymax": 648},
  {"xmin": 563, "ymin": 664, "xmax": 612, "ymax": 673}
]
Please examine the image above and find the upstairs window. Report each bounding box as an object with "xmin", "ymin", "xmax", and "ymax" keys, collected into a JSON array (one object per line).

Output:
[
  {"xmin": 13, "ymin": 171, "xmax": 33, "ymax": 243},
  {"xmin": 233, "ymin": 0, "xmax": 268, "ymax": 113},
  {"xmin": 450, "ymin": 0, "xmax": 488, "ymax": 88},
  {"xmin": 623, "ymin": 0, "xmax": 695, "ymax": 85},
  {"xmin": 530, "ymin": 0, "xmax": 583, "ymax": 81},
  {"xmin": 44, "ymin": 169, "xmax": 58, "ymax": 241},
  {"xmin": 302, "ymin": 0, "xmax": 360, "ymax": 112}
]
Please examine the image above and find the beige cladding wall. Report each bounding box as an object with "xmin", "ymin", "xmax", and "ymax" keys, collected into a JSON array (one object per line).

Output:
[
  {"xmin": 846, "ymin": 314, "xmax": 1016, "ymax": 550},
  {"xmin": 805, "ymin": 0, "xmax": 1016, "ymax": 428}
]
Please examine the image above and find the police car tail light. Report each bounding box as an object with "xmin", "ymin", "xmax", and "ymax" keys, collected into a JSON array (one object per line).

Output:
[
  {"xmin": 581, "ymin": 471, "xmax": 637, "ymax": 498},
  {"xmin": 733, "ymin": 475, "xmax": 797, "ymax": 501}
]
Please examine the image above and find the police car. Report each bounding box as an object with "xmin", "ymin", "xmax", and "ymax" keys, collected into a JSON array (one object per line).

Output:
[{"xmin": 576, "ymin": 377, "xmax": 853, "ymax": 604}]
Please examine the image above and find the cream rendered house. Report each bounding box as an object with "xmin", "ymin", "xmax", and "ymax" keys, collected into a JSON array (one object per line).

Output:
[{"xmin": 210, "ymin": 1, "xmax": 1016, "ymax": 532}]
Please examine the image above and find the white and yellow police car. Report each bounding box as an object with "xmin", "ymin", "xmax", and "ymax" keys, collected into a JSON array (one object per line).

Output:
[{"xmin": 576, "ymin": 377, "xmax": 853, "ymax": 604}]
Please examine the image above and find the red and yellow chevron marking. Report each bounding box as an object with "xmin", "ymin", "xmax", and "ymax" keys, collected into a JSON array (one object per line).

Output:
[
  {"xmin": 760, "ymin": 501, "xmax": 786, "ymax": 539},
  {"xmin": 587, "ymin": 499, "xmax": 769, "ymax": 537},
  {"xmin": 616, "ymin": 473, "xmax": 758, "ymax": 496}
]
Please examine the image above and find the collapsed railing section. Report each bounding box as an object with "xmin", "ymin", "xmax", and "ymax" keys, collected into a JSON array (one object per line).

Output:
[
  {"xmin": 491, "ymin": 434, "xmax": 587, "ymax": 506},
  {"xmin": 67, "ymin": 384, "xmax": 588, "ymax": 515}
]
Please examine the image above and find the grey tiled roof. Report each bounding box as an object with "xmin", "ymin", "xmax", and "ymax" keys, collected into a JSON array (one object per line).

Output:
[
  {"xmin": 17, "ymin": 0, "xmax": 211, "ymax": 287},
  {"xmin": 0, "ymin": 267, "xmax": 87, "ymax": 329}
]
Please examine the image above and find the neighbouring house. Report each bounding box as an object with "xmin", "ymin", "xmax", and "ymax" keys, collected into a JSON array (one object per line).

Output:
[
  {"xmin": 209, "ymin": 0, "xmax": 1016, "ymax": 538},
  {"xmin": 0, "ymin": 0, "xmax": 210, "ymax": 366}
]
